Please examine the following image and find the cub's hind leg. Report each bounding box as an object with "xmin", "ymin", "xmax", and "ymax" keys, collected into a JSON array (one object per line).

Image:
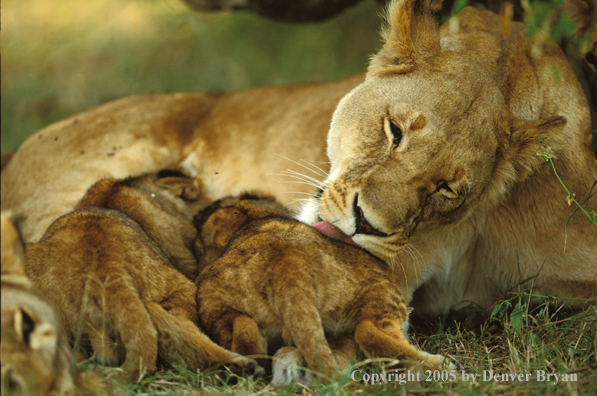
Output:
[
  {"xmin": 231, "ymin": 314, "xmax": 268, "ymax": 357},
  {"xmin": 271, "ymin": 334, "xmax": 359, "ymax": 387},
  {"xmin": 355, "ymin": 310, "xmax": 449, "ymax": 370},
  {"xmin": 92, "ymin": 278, "xmax": 158, "ymax": 381},
  {"xmin": 200, "ymin": 308, "xmax": 268, "ymax": 373},
  {"xmin": 147, "ymin": 284, "xmax": 264, "ymax": 376},
  {"xmin": 274, "ymin": 284, "xmax": 339, "ymax": 382}
]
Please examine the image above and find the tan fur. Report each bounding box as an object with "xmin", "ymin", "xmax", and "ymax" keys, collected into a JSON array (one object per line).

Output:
[
  {"xmin": 24, "ymin": 174, "xmax": 262, "ymax": 382},
  {"xmin": 1, "ymin": 213, "xmax": 110, "ymax": 396},
  {"xmin": 298, "ymin": 0, "xmax": 597, "ymax": 317},
  {"xmin": 195, "ymin": 194, "xmax": 450, "ymax": 385},
  {"xmin": 1, "ymin": 0, "xmax": 595, "ymax": 319},
  {"xmin": 1, "ymin": 77, "xmax": 361, "ymax": 243},
  {"xmin": 75, "ymin": 170, "xmax": 209, "ymax": 279}
]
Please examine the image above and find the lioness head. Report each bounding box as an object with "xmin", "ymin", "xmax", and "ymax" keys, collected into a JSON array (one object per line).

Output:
[{"xmin": 298, "ymin": 0, "xmax": 566, "ymax": 264}]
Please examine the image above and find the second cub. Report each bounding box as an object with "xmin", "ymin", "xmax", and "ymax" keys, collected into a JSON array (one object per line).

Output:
[{"xmin": 194, "ymin": 193, "xmax": 451, "ymax": 385}]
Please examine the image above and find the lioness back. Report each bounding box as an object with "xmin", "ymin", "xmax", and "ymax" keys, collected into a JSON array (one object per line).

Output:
[{"xmin": 1, "ymin": 75, "xmax": 363, "ymax": 242}]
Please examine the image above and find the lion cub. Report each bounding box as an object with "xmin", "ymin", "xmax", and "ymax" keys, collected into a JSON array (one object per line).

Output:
[
  {"xmin": 24, "ymin": 172, "xmax": 262, "ymax": 382},
  {"xmin": 1, "ymin": 213, "xmax": 109, "ymax": 395},
  {"xmin": 194, "ymin": 194, "xmax": 450, "ymax": 384}
]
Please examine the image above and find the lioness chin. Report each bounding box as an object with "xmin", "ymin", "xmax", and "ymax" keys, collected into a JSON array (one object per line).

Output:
[
  {"xmin": 1, "ymin": 0, "xmax": 595, "ymax": 318},
  {"xmin": 194, "ymin": 193, "xmax": 451, "ymax": 386}
]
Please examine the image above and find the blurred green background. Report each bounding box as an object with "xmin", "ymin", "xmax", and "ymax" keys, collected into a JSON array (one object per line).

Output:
[
  {"xmin": 2, "ymin": 0, "xmax": 595, "ymax": 154},
  {"xmin": 1, "ymin": 0, "xmax": 382, "ymax": 152}
]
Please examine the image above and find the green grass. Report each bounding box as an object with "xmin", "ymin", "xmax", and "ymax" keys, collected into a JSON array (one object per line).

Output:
[{"xmin": 80, "ymin": 291, "xmax": 595, "ymax": 395}]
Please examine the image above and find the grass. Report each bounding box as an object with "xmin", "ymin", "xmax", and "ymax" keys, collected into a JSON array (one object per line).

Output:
[{"xmin": 79, "ymin": 289, "xmax": 595, "ymax": 395}]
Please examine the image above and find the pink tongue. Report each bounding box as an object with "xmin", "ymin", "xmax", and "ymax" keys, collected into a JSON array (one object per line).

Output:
[{"xmin": 312, "ymin": 221, "xmax": 357, "ymax": 246}]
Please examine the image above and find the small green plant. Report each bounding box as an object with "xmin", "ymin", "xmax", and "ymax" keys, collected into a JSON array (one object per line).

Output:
[{"xmin": 536, "ymin": 136, "xmax": 597, "ymax": 243}]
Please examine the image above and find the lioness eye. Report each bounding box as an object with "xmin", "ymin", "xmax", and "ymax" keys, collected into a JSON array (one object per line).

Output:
[{"xmin": 385, "ymin": 118, "xmax": 403, "ymax": 147}]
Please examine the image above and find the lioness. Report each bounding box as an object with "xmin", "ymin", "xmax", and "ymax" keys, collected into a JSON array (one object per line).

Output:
[
  {"xmin": 1, "ymin": 0, "xmax": 595, "ymax": 318},
  {"xmin": 24, "ymin": 173, "xmax": 262, "ymax": 381},
  {"xmin": 194, "ymin": 193, "xmax": 450, "ymax": 385},
  {"xmin": 1, "ymin": 213, "xmax": 109, "ymax": 396},
  {"xmin": 297, "ymin": 0, "xmax": 597, "ymax": 316}
]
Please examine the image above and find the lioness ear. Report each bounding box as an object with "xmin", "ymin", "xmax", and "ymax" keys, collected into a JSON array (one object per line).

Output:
[
  {"xmin": 368, "ymin": 0, "xmax": 442, "ymax": 77},
  {"xmin": 508, "ymin": 116, "xmax": 567, "ymax": 181}
]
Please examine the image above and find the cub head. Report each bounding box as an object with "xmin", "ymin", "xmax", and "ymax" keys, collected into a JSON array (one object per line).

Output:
[
  {"xmin": 1, "ymin": 214, "xmax": 75, "ymax": 396},
  {"xmin": 1, "ymin": 302, "xmax": 64, "ymax": 396},
  {"xmin": 298, "ymin": 0, "xmax": 566, "ymax": 263},
  {"xmin": 194, "ymin": 193, "xmax": 292, "ymax": 271},
  {"xmin": 76, "ymin": 169, "xmax": 209, "ymax": 219}
]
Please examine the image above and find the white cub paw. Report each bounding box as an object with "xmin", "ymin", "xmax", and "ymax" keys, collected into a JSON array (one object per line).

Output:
[
  {"xmin": 427, "ymin": 353, "xmax": 455, "ymax": 370},
  {"xmin": 271, "ymin": 346, "xmax": 315, "ymax": 387}
]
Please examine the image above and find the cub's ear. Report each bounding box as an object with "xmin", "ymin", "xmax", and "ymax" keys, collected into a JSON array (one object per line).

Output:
[
  {"xmin": 155, "ymin": 175, "xmax": 202, "ymax": 201},
  {"xmin": 508, "ymin": 116, "xmax": 567, "ymax": 181},
  {"xmin": 368, "ymin": 0, "xmax": 442, "ymax": 77},
  {"xmin": 14, "ymin": 306, "xmax": 57, "ymax": 353},
  {"xmin": 1, "ymin": 212, "xmax": 27, "ymax": 278}
]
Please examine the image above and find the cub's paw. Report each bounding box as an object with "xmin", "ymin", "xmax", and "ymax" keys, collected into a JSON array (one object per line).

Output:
[
  {"xmin": 225, "ymin": 354, "xmax": 265, "ymax": 378},
  {"xmin": 422, "ymin": 353, "xmax": 455, "ymax": 371},
  {"xmin": 271, "ymin": 346, "xmax": 315, "ymax": 387}
]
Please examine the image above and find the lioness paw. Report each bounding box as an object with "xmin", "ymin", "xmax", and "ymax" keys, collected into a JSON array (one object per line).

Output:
[{"xmin": 271, "ymin": 346, "xmax": 315, "ymax": 387}]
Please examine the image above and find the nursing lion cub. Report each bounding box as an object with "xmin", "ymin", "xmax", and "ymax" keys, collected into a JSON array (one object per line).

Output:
[
  {"xmin": 2, "ymin": 0, "xmax": 595, "ymax": 323},
  {"xmin": 1, "ymin": 213, "xmax": 109, "ymax": 396},
  {"xmin": 195, "ymin": 194, "xmax": 450, "ymax": 385},
  {"xmin": 24, "ymin": 172, "xmax": 262, "ymax": 382}
]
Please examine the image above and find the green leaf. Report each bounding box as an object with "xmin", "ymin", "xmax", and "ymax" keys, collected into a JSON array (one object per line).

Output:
[
  {"xmin": 510, "ymin": 301, "xmax": 524, "ymax": 333},
  {"xmin": 491, "ymin": 300, "xmax": 511, "ymax": 318}
]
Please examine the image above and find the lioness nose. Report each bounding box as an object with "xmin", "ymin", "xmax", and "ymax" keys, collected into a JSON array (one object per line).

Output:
[{"xmin": 353, "ymin": 194, "xmax": 388, "ymax": 237}]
